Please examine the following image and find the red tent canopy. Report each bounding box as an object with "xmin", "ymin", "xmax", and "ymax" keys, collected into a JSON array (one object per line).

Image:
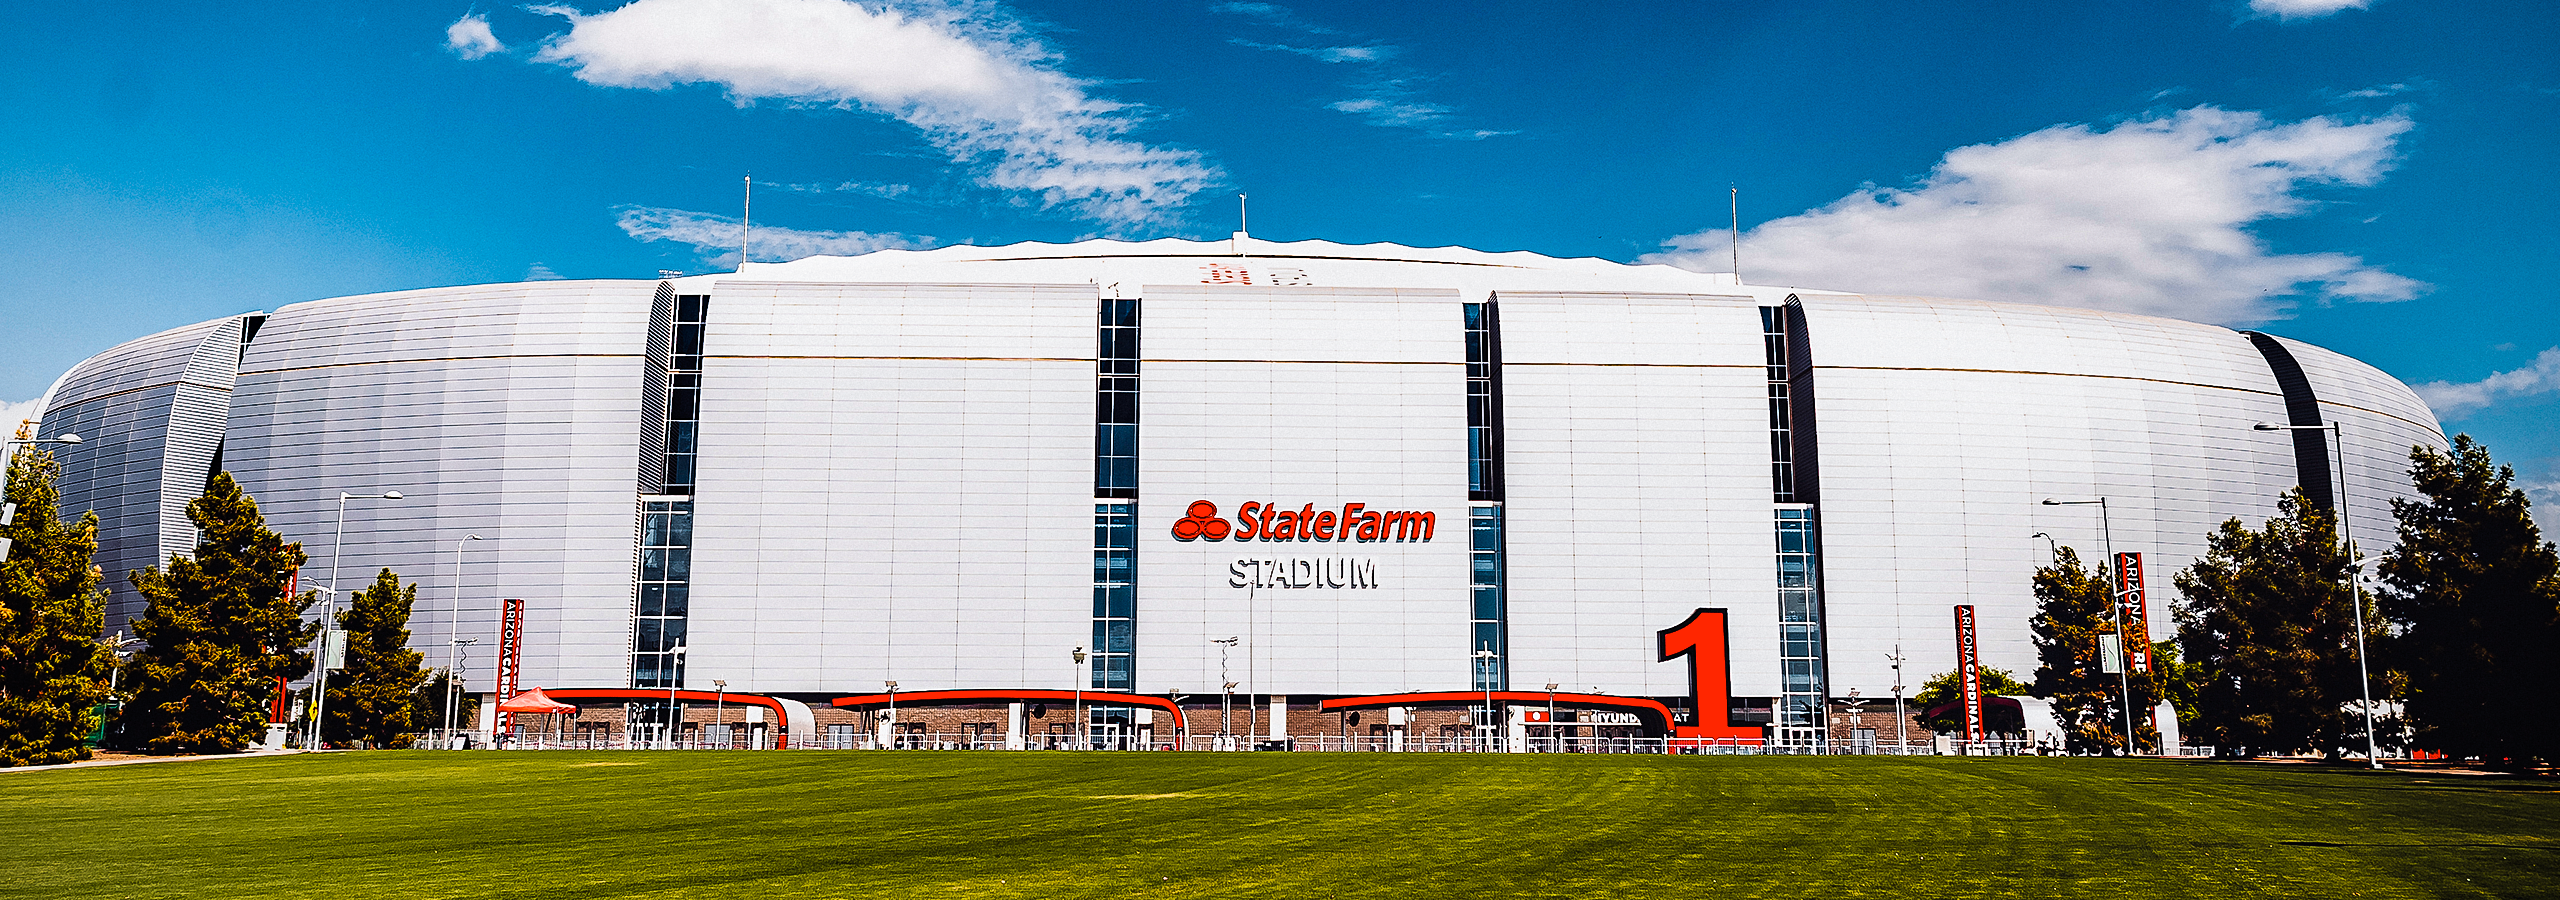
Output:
[{"xmin": 496, "ymin": 688, "xmax": 580, "ymax": 715}]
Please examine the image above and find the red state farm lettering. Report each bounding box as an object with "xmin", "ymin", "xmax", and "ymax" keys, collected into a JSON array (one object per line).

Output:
[{"xmin": 1170, "ymin": 500, "xmax": 1435, "ymax": 543}]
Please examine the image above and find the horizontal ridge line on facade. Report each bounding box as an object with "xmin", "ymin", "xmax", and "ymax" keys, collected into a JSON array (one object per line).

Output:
[
  {"xmin": 1819, "ymin": 364, "xmax": 2437, "ymax": 433},
  {"xmin": 248, "ymin": 352, "xmax": 639, "ymax": 377}
]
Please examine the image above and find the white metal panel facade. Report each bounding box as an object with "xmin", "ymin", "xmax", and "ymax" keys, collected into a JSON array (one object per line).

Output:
[
  {"xmin": 33, "ymin": 238, "xmax": 2452, "ymax": 717},
  {"xmin": 39, "ymin": 316, "xmax": 249, "ymax": 630},
  {"xmin": 1495, "ymin": 292, "xmax": 1774, "ymax": 696},
  {"xmin": 2271, "ymin": 335, "xmax": 2448, "ymax": 550},
  {"xmin": 1801, "ymin": 295, "xmax": 2305, "ymax": 692},
  {"xmin": 224, "ymin": 281, "xmax": 653, "ymax": 690},
  {"xmin": 685, "ymin": 282, "xmax": 1095, "ymax": 693},
  {"xmin": 1135, "ymin": 284, "xmax": 1470, "ymax": 696}
]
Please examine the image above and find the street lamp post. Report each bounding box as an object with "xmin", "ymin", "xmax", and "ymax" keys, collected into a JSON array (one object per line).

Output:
[
  {"xmin": 1886, "ymin": 645, "xmax": 1909, "ymax": 755},
  {"xmin": 2043, "ymin": 497, "xmax": 2140, "ymax": 756},
  {"xmin": 2253, "ymin": 420, "xmax": 2384, "ymax": 769},
  {"xmin": 884, "ymin": 680, "xmax": 898, "ymax": 750},
  {"xmin": 1473, "ymin": 645, "xmax": 1500, "ymax": 753},
  {"xmin": 1071, "ymin": 647, "xmax": 1087, "ymax": 750},
  {"xmin": 2031, "ymin": 531, "xmax": 2059, "ymax": 563},
  {"xmin": 1544, "ymin": 683, "xmax": 1559, "ymax": 753},
  {"xmin": 1212, "ymin": 637, "xmax": 1237, "ymax": 750},
  {"xmin": 663, "ymin": 642, "xmax": 686, "ymax": 748},
  {"xmin": 308, "ymin": 490, "xmax": 402, "ymax": 750},
  {"xmin": 443, "ymin": 534, "xmax": 484, "ymax": 746}
]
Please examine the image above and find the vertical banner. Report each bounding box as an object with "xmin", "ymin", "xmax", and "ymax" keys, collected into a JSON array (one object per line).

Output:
[
  {"xmin": 2114, "ymin": 552, "xmax": 2152, "ymax": 674},
  {"xmin": 496, "ymin": 599, "xmax": 525, "ymax": 735},
  {"xmin": 1954, "ymin": 605, "xmax": 1983, "ymax": 742}
]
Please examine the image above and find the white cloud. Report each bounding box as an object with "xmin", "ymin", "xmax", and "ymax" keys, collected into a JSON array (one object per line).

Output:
[
  {"xmin": 1217, "ymin": 4, "xmax": 1503, "ymax": 140},
  {"xmin": 524, "ymin": 262, "xmax": 564, "ymax": 281},
  {"xmin": 2412, "ymin": 347, "xmax": 2560, "ymax": 419},
  {"xmin": 506, "ymin": 0, "xmax": 1220, "ymax": 226},
  {"xmin": 2247, "ymin": 0, "xmax": 2373, "ymax": 21},
  {"xmin": 445, "ymin": 14, "xmax": 507, "ymax": 59},
  {"xmin": 0, "ymin": 398, "xmax": 43, "ymax": 439},
  {"xmin": 617, "ymin": 205, "xmax": 921, "ymax": 265},
  {"xmin": 779, "ymin": 179, "xmax": 913, "ymax": 199},
  {"xmin": 1641, "ymin": 106, "xmax": 2422, "ymax": 324}
]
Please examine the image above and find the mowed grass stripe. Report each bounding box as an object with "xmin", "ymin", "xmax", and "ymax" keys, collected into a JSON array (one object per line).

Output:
[{"xmin": 3, "ymin": 753, "xmax": 2553, "ymax": 898}]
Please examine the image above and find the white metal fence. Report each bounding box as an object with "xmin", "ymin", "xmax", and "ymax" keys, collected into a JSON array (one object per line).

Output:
[{"xmin": 410, "ymin": 729, "xmax": 2216, "ymax": 757}]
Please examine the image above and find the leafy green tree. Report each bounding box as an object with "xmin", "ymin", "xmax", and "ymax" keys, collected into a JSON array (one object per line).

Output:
[
  {"xmin": 2378, "ymin": 435, "xmax": 2560, "ymax": 769},
  {"xmin": 2030, "ymin": 547, "xmax": 2162, "ymax": 755},
  {"xmin": 121, "ymin": 473, "xmax": 312, "ymax": 754},
  {"xmin": 321, "ymin": 569, "xmax": 431, "ymax": 749},
  {"xmin": 2173, "ymin": 488, "xmax": 2378, "ymax": 759},
  {"xmin": 1910, "ymin": 666, "xmax": 2029, "ymax": 734},
  {"xmin": 0, "ymin": 447, "xmax": 113, "ymax": 767},
  {"xmin": 417, "ymin": 670, "xmax": 479, "ymax": 742}
]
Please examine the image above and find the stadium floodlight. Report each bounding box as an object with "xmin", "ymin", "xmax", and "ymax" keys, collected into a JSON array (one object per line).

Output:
[
  {"xmin": 2040, "ymin": 497, "xmax": 2140, "ymax": 756},
  {"xmin": 308, "ymin": 490, "xmax": 403, "ymax": 751},
  {"xmin": 2248, "ymin": 420, "xmax": 2382, "ymax": 769}
]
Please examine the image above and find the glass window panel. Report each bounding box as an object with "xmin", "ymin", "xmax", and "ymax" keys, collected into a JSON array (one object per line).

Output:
[
  {"xmin": 662, "ymin": 583, "xmax": 688, "ymax": 617},
  {"xmin": 1473, "ymin": 586, "xmax": 1502, "ymax": 620}
]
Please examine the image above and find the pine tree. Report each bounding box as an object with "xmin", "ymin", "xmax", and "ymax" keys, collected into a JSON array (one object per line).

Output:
[
  {"xmin": 2030, "ymin": 547, "xmax": 2162, "ymax": 754},
  {"xmin": 2378, "ymin": 435, "xmax": 2560, "ymax": 769},
  {"xmin": 2172, "ymin": 488, "xmax": 2379, "ymax": 759},
  {"xmin": 0, "ymin": 447, "xmax": 113, "ymax": 767},
  {"xmin": 322, "ymin": 569, "xmax": 430, "ymax": 749},
  {"xmin": 121, "ymin": 473, "xmax": 312, "ymax": 754}
]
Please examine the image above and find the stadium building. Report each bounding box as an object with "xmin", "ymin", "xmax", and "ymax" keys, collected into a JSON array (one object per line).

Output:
[{"xmin": 33, "ymin": 237, "xmax": 2446, "ymax": 749}]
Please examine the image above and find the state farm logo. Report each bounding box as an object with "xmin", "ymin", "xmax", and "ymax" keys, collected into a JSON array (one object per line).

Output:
[
  {"xmin": 1170, "ymin": 500, "xmax": 1435, "ymax": 543},
  {"xmin": 1171, "ymin": 501, "xmax": 1234, "ymax": 541}
]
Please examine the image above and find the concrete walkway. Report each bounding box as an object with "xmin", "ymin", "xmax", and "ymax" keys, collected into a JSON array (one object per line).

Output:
[{"xmin": 0, "ymin": 748, "xmax": 308, "ymax": 774}]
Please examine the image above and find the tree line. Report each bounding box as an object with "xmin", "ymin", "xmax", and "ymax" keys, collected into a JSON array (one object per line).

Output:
[
  {"xmin": 2013, "ymin": 435, "xmax": 2557, "ymax": 768},
  {"xmin": 2, "ymin": 445, "xmax": 440, "ymax": 766}
]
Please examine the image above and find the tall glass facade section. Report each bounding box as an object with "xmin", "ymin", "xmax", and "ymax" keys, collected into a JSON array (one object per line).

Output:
[
  {"xmin": 634, "ymin": 497, "xmax": 693, "ymax": 688},
  {"xmin": 632, "ymin": 291, "xmax": 706, "ymax": 739},
  {"xmin": 1464, "ymin": 302, "xmax": 1507, "ymax": 690},
  {"xmin": 1762, "ymin": 305, "xmax": 1827, "ymax": 747},
  {"xmin": 1093, "ymin": 298, "xmax": 1138, "ymax": 691}
]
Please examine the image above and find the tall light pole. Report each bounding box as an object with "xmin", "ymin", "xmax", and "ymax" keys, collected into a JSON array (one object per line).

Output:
[
  {"xmin": 1473, "ymin": 644, "xmax": 1500, "ymax": 752},
  {"xmin": 308, "ymin": 490, "xmax": 402, "ymax": 750},
  {"xmin": 443, "ymin": 533, "xmax": 484, "ymax": 745},
  {"xmin": 663, "ymin": 641, "xmax": 686, "ymax": 748},
  {"xmin": 713, "ymin": 680, "xmax": 726, "ymax": 748},
  {"xmin": 2043, "ymin": 497, "xmax": 2139, "ymax": 756},
  {"xmin": 2031, "ymin": 531, "xmax": 2059, "ymax": 563},
  {"xmin": 2253, "ymin": 420, "xmax": 2384, "ymax": 769},
  {"xmin": 1886, "ymin": 645, "xmax": 1909, "ymax": 755},
  {"xmin": 884, "ymin": 680, "xmax": 898, "ymax": 750},
  {"xmin": 1544, "ymin": 683, "xmax": 1559, "ymax": 752},
  {"xmin": 1213, "ymin": 637, "xmax": 1236, "ymax": 748},
  {"xmin": 1071, "ymin": 647, "xmax": 1087, "ymax": 750}
]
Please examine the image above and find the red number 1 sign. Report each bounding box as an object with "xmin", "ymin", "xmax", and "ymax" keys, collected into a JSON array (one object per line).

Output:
[{"xmin": 1657, "ymin": 609, "xmax": 1762, "ymax": 741}]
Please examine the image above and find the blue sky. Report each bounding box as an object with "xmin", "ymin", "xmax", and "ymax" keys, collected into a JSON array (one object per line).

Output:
[{"xmin": 3, "ymin": 0, "xmax": 2554, "ymax": 508}]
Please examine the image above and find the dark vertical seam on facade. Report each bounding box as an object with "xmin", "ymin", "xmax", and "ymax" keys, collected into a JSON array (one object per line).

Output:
[{"xmin": 2242, "ymin": 332, "xmax": 2336, "ymax": 511}]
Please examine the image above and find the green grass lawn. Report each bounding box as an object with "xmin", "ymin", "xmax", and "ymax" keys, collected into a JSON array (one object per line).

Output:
[{"xmin": 4, "ymin": 752, "xmax": 2554, "ymax": 899}]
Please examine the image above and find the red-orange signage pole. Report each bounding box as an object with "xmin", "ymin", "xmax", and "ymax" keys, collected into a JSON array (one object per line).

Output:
[{"xmin": 1955, "ymin": 605, "xmax": 1983, "ymax": 743}]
